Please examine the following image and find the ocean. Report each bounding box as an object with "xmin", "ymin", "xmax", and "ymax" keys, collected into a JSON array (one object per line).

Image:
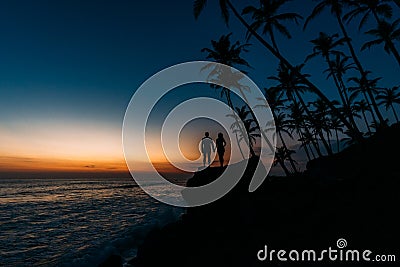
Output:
[{"xmin": 0, "ymin": 178, "xmax": 183, "ymax": 266}]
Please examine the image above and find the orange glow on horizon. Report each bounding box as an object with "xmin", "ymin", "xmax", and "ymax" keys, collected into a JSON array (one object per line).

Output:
[
  {"xmin": 0, "ymin": 118, "xmax": 238, "ymax": 177},
  {"xmin": 0, "ymin": 155, "xmax": 128, "ymax": 173},
  {"xmin": 0, "ymin": 120, "xmax": 129, "ymax": 176}
]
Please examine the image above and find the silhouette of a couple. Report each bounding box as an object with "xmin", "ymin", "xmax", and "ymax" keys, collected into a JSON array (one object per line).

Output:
[{"xmin": 201, "ymin": 132, "xmax": 226, "ymax": 168}]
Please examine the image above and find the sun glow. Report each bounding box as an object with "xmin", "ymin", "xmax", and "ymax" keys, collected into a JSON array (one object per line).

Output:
[
  {"xmin": 0, "ymin": 120, "xmax": 128, "ymax": 175},
  {"xmin": 0, "ymin": 116, "xmax": 237, "ymax": 178}
]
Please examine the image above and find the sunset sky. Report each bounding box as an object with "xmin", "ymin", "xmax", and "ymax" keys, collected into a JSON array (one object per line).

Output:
[{"xmin": 0, "ymin": 0, "xmax": 399, "ymax": 178}]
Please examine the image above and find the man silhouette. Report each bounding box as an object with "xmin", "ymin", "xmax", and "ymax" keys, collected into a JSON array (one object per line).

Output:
[{"xmin": 201, "ymin": 132, "xmax": 215, "ymax": 166}]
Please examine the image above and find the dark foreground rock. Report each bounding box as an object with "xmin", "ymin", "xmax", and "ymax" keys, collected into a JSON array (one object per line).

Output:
[
  {"xmin": 98, "ymin": 254, "xmax": 122, "ymax": 267},
  {"xmin": 128, "ymin": 124, "xmax": 400, "ymax": 267}
]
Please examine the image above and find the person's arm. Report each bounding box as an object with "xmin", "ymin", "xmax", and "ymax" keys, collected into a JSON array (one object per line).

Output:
[
  {"xmin": 212, "ymin": 139, "xmax": 216, "ymax": 152},
  {"xmin": 201, "ymin": 139, "xmax": 205, "ymax": 153}
]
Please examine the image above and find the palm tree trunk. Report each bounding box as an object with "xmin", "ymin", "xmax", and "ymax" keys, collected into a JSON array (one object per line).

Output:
[
  {"xmin": 278, "ymin": 157, "xmax": 291, "ymax": 176},
  {"xmin": 372, "ymin": 11, "xmax": 400, "ymax": 67},
  {"xmin": 226, "ymin": 90, "xmax": 259, "ymax": 158},
  {"xmin": 326, "ymin": 56, "xmax": 347, "ymax": 106},
  {"xmin": 335, "ymin": 128, "xmax": 340, "ymax": 153},
  {"xmin": 303, "ymin": 143, "xmax": 312, "ymax": 161},
  {"xmin": 234, "ymin": 86, "xmax": 276, "ymax": 158},
  {"xmin": 234, "ymin": 131, "xmax": 246, "ymax": 160},
  {"xmin": 290, "ymin": 96, "xmax": 324, "ymax": 156},
  {"xmin": 313, "ymin": 132, "xmax": 321, "ymax": 153},
  {"xmin": 338, "ymin": 77, "xmax": 361, "ymax": 131},
  {"xmin": 251, "ymin": 111, "xmax": 275, "ymax": 157},
  {"xmin": 388, "ymin": 41, "xmax": 400, "ymax": 67},
  {"xmin": 226, "ymin": 91, "xmax": 234, "ymax": 109},
  {"xmin": 270, "ymin": 108, "xmax": 297, "ymax": 171},
  {"xmin": 393, "ymin": 0, "xmax": 400, "ymax": 9},
  {"xmin": 302, "ymin": 127, "xmax": 322, "ymax": 156},
  {"xmin": 293, "ymin": 90, "xmax": 333, "ymax": 155},
  {"xmin": 391, "ymin": 103, "xmax": 400, "ymax": 123},
  {"xmin": 372, "ymin": 11, "xmax": 380, "ymax": 22},
  {"xmin": 269, "ymin": 29, "xmax": 280, "ymax": 53},
  {"xmin": 310, "ymin": 136, "xmax": 323, "ymax": 157},
  {"xmin": 361, "ymin": 109, "xmax": 372, "ymax": 134},
  {"xmin": 336, "ymin": 12, "xmax": 364, "ymax": 73},
  {"xmin": 339, "ymin": 78, "xmax": 351, "ymax": 107},
  {"xmin": 326, "ymin": 130, "xmax": 332, "ymax": 152},
  {"xmin": 366, "ymin": 89, "xmax": 385, "ymax": 126},
  {"xmin": 297, "ymin": 129, "xmax": 315, "ymax": 161},
  {"xmin": 278, "ymin": 130, "xmax": 298, "ymax": 173},
  {"xmin": 335, "ymin": 11, "xmax": 387, "ymax": 127},
  {"xmin": 326, "ymin": 58, "xmax": 361, "ymax": 133},
  {"xmin": 226, "ymin": 92, "xmax": 251, "ymax": 158},
  {"xmin": 362, "ymin": 91, "xmax": 378, "ymax": 127},
  {"xmin": 297, "ymin": 129, "xmax": 312, "ymax": 161},
  {"xmin": 307, "ymin": 142, "xmax": 316, "ymax": 159},
  {"xmin": 225, "ymin": 0, "xmax": 363, "ymax": 142},
  {"xmin": 249, "ymin": 144, "xmax": 256, "ymax": 157},
  {"xmin": 298, "ymin": 127, "xmax": 317, "ymax": 159}
]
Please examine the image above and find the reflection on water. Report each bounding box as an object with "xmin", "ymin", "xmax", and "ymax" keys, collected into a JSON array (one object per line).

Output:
[{"xmin": 0, "ymin": 178, "xmax": 182, "ymax": 266}]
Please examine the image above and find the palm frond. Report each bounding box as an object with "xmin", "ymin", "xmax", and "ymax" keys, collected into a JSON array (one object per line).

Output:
[
  {"xmin": 193, "ymin": 0, "xmax": 207, "ymax": 20},
  {"xmin": 219, "ymin": 0, "xmax": 229, "ymax": 25}
]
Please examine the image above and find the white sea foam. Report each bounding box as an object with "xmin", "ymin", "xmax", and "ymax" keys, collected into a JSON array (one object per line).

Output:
[{"xmin": 0, "ymin": 178, "xmax": 183, "ymax": 267}]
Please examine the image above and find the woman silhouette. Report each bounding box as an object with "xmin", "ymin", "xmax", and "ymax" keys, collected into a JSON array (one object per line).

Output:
[{"xmin": 215, "ymin": 133, "xmax": 226, "ymax": 167}]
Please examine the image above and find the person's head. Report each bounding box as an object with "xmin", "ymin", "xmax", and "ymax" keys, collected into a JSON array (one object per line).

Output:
[
  {"xmin": 218, "ymin": 132, "xmax": 223, "ymax": 138},
  {"xmin": 205, "ymin": 132, "xmax": 209, "ymax": 137}
]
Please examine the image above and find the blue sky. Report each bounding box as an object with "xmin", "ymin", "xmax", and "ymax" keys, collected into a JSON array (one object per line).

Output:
[
  {"xmin": 0, "ymin": 0, "xmax": 398, "ymax": 124},
  {"xmin": 0, "ymin": 0, "xmax": 399, "ymax": 176}
]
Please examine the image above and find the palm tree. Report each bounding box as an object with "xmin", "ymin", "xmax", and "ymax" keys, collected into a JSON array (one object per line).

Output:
[
  {"xmin": 306, "ymin": 32, "xmax": 347, "ymax": 62},
  {"xmin": 370, "ymin": 117, "xmax": 390, "ymax": 130},
  {"xmin": 344, "ymin": 0, "xmax": 393, "ymax": 30},
  {"xmin": 267, "ymin": 64, "xmax": 316, "ymax": 157},
  {"xmin": 269, "ymin": 63, "xmax": 334, "ymax": 155},
  {"xmin": 325, "ymin": 54, "xmax": 356, "ymax": 107},
  {"xmin": 310, "ymin": 99, "xmax": 340, "ymax": 153},
  {"xmin": 304, "ymin": 0, "xmax": 364, "ymax": 72},
  {"xmin": 354, "ymin": 99, "xmax": 373, "ymax": 134},
  {"xmin": 272, "ymin": 112, "xmax": 299, "ymax": 172},
  {"xmin": 241, "ymin": 0, "xmax": 302, "ymax": 52},
  {"xmin": 394, "ymin": 0, "xmax": 400, "ymax": 9},
  {"xmin": 330, "ymin": 113, "xmax": 345, "ymax": 152},
  {"xmin": 201, "ymin": 33, "xmax": 251, "ymax": 109},
  {"xmin": 201, "ymin": 33, "xmax": 251, "ymax": 69},
  {"xmin": 256, "ymin": 88, "xmax": 299, "ymax": 173},
  {"xmin": 306, "ymin": 32, "xmax": 352, "ymax": 120},
  {"xmin": 228, "ymin": 106, "xmax": 260, "ymax": 157},
  {"xmin": 193, "ymin": 0, "xmax": 363, "ymax": 140},
  {"xmin": 299, "ymin": 130, "xmax": 318, "ymax": 159},
  {"xmin": 376, "ymin": 86, "xmax": 400, "ymax": 122},
  {"xmin": 324, "ymin": 54, "xmax": 362, "ymax": 133},
  {"xmin": 348, "ymin": 71, "xmax": 384, "ymax": 127},
  {"xmin": 201, "ymin": 33, "xmax": 259, "ymax": 158},
  {"xmin": 268, "ymin": 63, "xmax": 310, "ymax": 102},
  {"xmin": 341, "ymin": 129, "xmax": 360, "ymax": 146},
  {"xmin": 254, "ymin": 89, "xmax": 298, "ymax": 176},
  {"xmin": 274, "ymin": 146, "xmax": 297, "ymax": 175},
  {"xmin": 287, "ymin": 102, "xmax": 323, "ymax": 157},
  {"xmin": 298, "ymin": 134, "xmax": 315, "ymax": 161},
  {"xmin": 362, "ymin": 19, "xmax": 400, "ymax": 67},
  {"xmin": 202, "ymin": 33, "xmax": 281, "ymax": 160},
  {"xmin": 304, "ymin": 0, "xmax": 387, "ymax": 127}
]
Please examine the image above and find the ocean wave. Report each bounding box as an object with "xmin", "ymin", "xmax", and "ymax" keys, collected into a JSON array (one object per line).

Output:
[{"xmin": 0, "ymin": 178, "xmax": 183, "ymax": 267}]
